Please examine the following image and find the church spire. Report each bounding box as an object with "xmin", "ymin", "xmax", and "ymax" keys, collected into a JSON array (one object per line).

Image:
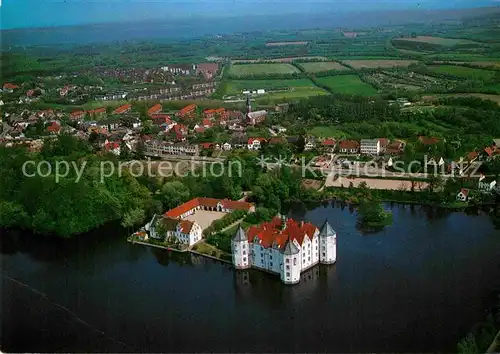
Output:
[{"xmin": 246, "ymin": 94, "xmax": 252, "ymax": 114}]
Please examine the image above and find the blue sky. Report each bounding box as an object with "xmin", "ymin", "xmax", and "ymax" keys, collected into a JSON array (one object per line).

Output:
[{"xmin": 1, "ymin": 0, "xmax": 498, "ymax": 30}]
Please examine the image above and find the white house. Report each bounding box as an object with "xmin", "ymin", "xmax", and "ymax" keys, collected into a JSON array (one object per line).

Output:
[
  {"xmin": 304, "ymin": 140, "xmax": 316, "ymax": 151},
  {"xmin": 360, "ymin": 139, "xmax": 381, "ymax": 155},
  {"xmin": 248, "ymin": 138, "xmax": 265, "ymax": 150},
  {"xmin": 222, "ymin": 142, "xmax": 232, "ymax": 151},
  {"xmin": 456, "ymin": 188, "xmax": 470, "ymax": 202},
  {"xmin": 232, "ymin": 217, "xmax": 337, "ymax": 285}
]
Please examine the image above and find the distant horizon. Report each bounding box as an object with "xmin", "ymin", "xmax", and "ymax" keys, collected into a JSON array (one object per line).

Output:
[{"xmin": 2, "ymin": 0, "xmax": 500, "ymax": 30}]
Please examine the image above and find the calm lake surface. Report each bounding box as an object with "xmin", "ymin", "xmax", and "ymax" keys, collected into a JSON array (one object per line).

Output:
[{"xmin": 2, "ymin": 203, "xmax": 500, "ymax": 352}]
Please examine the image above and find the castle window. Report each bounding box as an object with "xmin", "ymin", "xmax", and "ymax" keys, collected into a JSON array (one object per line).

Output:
[
  {"xmin": 322, "ymin": 252, "xmax": 326, "ymax": 258},
  {"xmin": 270, "ymin": 262, "xmax": 273, "ymax": 267},
  {"xmin": 286, "ymin": 272, "xmax": 290, "ymax": 277},
  {"xmin": 243, "ymin": 251, "xmax": 246, "ymax": 255},
  {"xmin": 286, "ymin": 259, "xmax": 290, "ymax": 264},
  {"xmin": 243, "ymin": 257, "xmax": 246, "ymax": 262},
  {"xmin": 293, "ymin": 258, "xmax": 297, "ymax": 266},
  {"xmin": 286, "ymin": 265, "xmax": 290, "ymax": 270},
  {"xmin": 308, "ymin": 256, "xmax": 310, "ymax": 261}
]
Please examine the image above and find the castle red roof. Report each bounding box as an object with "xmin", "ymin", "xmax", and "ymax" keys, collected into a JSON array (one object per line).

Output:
[
  {"xmin": 246, "ymin": 217, "xmax": 318, "ymax": 249},
  {"xmin": 3, "ymin": 83, "xmax": 19, "ymax": 90},
  {"xmin": 70, "ymin": 110, "xmax": 85, "ymax": 118},
  {"xmin": 322, "ymin": 138, "xmax": 336, "ymax": 146}
]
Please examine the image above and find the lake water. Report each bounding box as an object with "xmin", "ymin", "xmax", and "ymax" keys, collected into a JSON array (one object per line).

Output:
[{"xmin": 2, "ymin": 203, "xmax": 500, "ymax": 352}]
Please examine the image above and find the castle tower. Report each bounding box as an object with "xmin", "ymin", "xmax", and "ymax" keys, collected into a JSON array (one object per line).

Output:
[
  {"xmin": 319, "ymin": 219, "xmax": 337, "ymax": 264},
  {"xmin": 280, "ymin": 239, "xmax": 301, "ymax": 284},
  {"xmin": 231, "ymin": 226, "xmax": 250, "ymax": 269}
]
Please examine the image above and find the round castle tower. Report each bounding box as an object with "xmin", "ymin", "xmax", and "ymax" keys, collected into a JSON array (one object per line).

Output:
[
  {"xmin": 319, "ymin": 220, "xmax": 337, "ymax": 264},
  {"xmin": 231, "ymin": 226, "xmax": 250, "ymax": 269},
  {"xmin": 280, "ymin": 239, "xmax": 301, "ymax": 284}
]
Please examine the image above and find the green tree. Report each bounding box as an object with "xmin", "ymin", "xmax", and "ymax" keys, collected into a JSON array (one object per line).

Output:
[{"xmin": 161, "ymin": 181, "xmax": 190, "ymax": 210}]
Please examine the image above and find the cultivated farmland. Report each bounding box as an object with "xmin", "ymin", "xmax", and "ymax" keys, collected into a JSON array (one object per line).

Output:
[
  {"xmin": 393, "ymin": 36, "xmax": 480, "ymax": 47},
  {"xmin": 298, "ymin": 61, "xmax": 350, "ymax": 73},
  {"xmin": 427, "ymin": 65, "xmax": 497, "ymax": 80},
  {"xmin": 228, "ymin": 63, "xmax": 300, "ymax": 77},
  {"xmin": 342, "ymin": 59, "xmax": 419, "ymax": 69},
  {"xmin": 266, "ymin": 41, "xmax": 308, "ymax": 47},
  {"xmin": 316, "ymin": 75, "xmax": 377, "ymax": 96}
]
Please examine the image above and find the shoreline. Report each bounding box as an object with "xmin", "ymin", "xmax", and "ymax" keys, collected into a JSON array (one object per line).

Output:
[{"xmin": 128, "ymin": 237, "xmax": 232, "ymax": 265}]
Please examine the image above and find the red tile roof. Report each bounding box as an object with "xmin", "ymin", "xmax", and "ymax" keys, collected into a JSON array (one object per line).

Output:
[
  {"xmin": 3, "ymin": 83, "xmax": 19, "ymax": 90},
  {"xmin": 148, "ymin": 104, "xmax": 162, "ymax": 115},
  {"xmin": 164, "ymin": 197, "xmax": 254, "ymax": 219},
  {"xmin": 151, "ymin": 114, "xmax": 172, "ymax": 125},
  {"xmin": 248, "ymin": 137, "xmax": 266, "ymax": 144},
  {"xmin": 178, "ymin": 104, "xmax": 197, "ymax": 116},
  {"xmin": 339, "ymin": 140, "xmax": 359, "ymax": 149},
  {"xmin": 113, "ymin": 104, "xmax": 131, "ymax": 114},
  {"xmin": 70, "ymin": 110, "xmax": 85, "ymax": 118},
  {"xmin": 484, "ymin": 147, "xmax": 494, "ymax": 157},
  {"xmin": 246, "ymin": 217, "xmax": 318, "ymax": 249},
  {"xmin": 460, "ymin": 188, "xmax": 470, "ymax": 197},
  {"xmin": 47, "ymin": 122, "xmax": 61, "ymax": 133},
  {"xmin": 179, "ymin": 220, "xmax": 194, "ymax": 234},
  {"xmin": 419, "ymin": 136, "xmax": 440, "ymax": 145},
  {"xmin": 200, "ymin": 142, "xmax": 214, "ymax": 149},
  {"xmin": 378, "ymin": 138, "xmax": 390, "ymax": 147},
  {"xmin": 467, "ymin": 151, "xmax": 478, "ymax": 161},
  {"xmin": 322, "ymin": 138, "xmax": 336, "ymax": 146},
  {"xmin": 88, "ymin": 107, "xmax": 106, "ymax": 115}
]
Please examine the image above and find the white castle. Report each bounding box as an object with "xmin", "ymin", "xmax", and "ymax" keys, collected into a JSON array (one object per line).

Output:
[{"xmin": 231, "ymin": 216, "xmax": 337, "ymax": 284}]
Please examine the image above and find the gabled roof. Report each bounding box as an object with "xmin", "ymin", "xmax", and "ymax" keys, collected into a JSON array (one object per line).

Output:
[
  {"xmin": 113, "ymin": 104, "xmax": 131, "ymax": 114},
  {"xmin": 319, "ymin": 220, "xmax": 336, "ymax": 238},
  {"xmin": 459, "ymin": 188, "xmax": 470, "ymax": 197},
  {"xmin": 148, "ymin": 104, "xmax": 162, "ymax": 115},
  {"xmin": 233, "ymin": 226, "xmax": 247, "ymax": 242},
  {"xmin": 322, "ymin": 138, "xmax": 336, "ymax": 146},
  {"xmin": 282, "ymin": 239, "xmax": 300, "ymax": 255},
  {"xmin": 339, "ymin": 140, "xmax": 359, "ymax": 149}
]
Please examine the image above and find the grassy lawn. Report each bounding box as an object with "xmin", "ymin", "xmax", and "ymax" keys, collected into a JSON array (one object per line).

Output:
[
  {"xmin": 316, "ymin": 75, "xmax": 378, "ymax": 96},
  {"xmin": 298, "ymin": 61, "xmax": 350, "ymax": 73},
  {"xmin": 228, "ymin": 63, "xmax": 300, "ymax": 77},
  {"xmin": 427, "ymin": 65, "xmax": 497, "ymax": 80},
  {"xmin": 309, "ymin": 125, "xmax": 348, "ymax": 138}
]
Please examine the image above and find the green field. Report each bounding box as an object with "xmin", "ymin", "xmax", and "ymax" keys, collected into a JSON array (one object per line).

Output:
[
  {"xmin": 316, "ymin": 75, "xmax": 378, "ymax": 96},
  {"xmin": 395, "ymin": 36, "xmax": 480, "ymax": 47},
  {"xmin": 228, "ymin": 63, "xmax": 300, "ymax": 77},
  {"xmin": 427, "ymin": 65, "xmax": 496, "ymax": 80},
  {"xmin": 298, "ymin": 61, "xmax": 350, "ymax": 73},
  {"xmin": 309, "ymin": 126, "xmax": 348, "ymax": 138},
  {"xmin": 225, "ymin": 79, "xmax": 317, "ymax": 94},
  {"xmin": 257, "ymin": 86, "xmax": 329, "ymax": 102}
]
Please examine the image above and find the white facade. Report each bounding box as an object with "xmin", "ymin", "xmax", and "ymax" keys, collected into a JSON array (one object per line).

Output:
[
  {"xmin": 360, "ymin": 139, "xmax": 381, "ymax": 155},
  {"xmin": 231, "ymin": 219, "xmax": 337, "ymax": 285},
  {"xmin": 247, "ymin": 139, "xmax": 263, "ymax": 150},
  {"xmin": 170, "ymin": 222, "xmax": 202, "ymax": 246}
]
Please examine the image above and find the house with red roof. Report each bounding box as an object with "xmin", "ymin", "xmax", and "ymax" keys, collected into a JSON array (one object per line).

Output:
[
  {"xmin": 248, "ymin": 137, "xmax": 267, "ymax": 150},
  {"xmin": 104, "ymin": 141, "xmax": 121, "ymax": 155},
  {"xmin": 176, "ymin": 104, "xmax": 197, "ymax": 118},
  {"xmin": 46, "ymin": 122, "xmax": 61, "ymax": 135},
  {"xmin": 70, "ymin": 110, "xmax": 86, "ymax": 121},
  {"xmin": 87, "ymin": 107, "xmax": 106, "ymax": 117},
  {"xmin": 3, "ymin": 83, "xmax": 20, "ymax": 92},
  {"xmin": 321, "ymin": 138, "xmax": 337, "ymax": 153},
  {"xmin": 113, "ymin": 104, "xmax": 132, "ymax": 114},
  {"xmin": 148, "ymin": 104, "xmax": 162, "ymax": 116},
  {"xmin": 456, "ymin": 188, "xmax": 470, "ymax": 202},
  {"xmin": 231, "ymin": 217, "xmax": 337, "ymax": 284},
  {"xmin": 339, "ymin": 140, "xmax": 360, "ymax": 154}
]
